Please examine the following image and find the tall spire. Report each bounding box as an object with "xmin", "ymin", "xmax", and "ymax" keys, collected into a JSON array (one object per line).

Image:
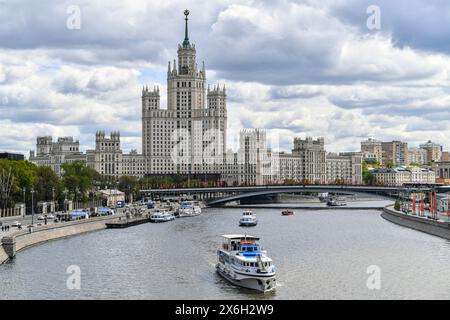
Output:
[{"xmin": 182, "ymin": 9, "xmax": 190, "ymax": 47}]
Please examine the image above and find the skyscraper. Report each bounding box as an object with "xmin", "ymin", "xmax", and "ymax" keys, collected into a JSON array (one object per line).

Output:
[{"xmin": 142, "ymin": 10, "xmax": 227, "ymax": 176}]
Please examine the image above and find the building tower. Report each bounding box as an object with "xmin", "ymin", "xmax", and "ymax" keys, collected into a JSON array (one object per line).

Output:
[{"xmin": 142, "ymin": 10, "xmax": 227, "ymax": 176}]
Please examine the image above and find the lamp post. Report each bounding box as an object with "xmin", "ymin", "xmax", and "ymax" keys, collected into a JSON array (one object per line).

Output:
[
  {"xmin": 63, "ymin": 189, "xmax": 68, "ymax": 212},
  {"xmin": 30, "ymin": 188, "xmax": 35, "ymax": 226},
  {"xmin": 52, "ymin": 187, "xmax": 55, "ymax": 213},
  {"xmin": 22, "ymin": 187, "xmax": 26, "ymax": 214}
]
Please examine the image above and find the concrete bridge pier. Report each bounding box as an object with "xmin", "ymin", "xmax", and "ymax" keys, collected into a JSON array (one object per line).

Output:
[{"xmin": 2, "ymin": 236, "xmax": 16, "ymax": 259}]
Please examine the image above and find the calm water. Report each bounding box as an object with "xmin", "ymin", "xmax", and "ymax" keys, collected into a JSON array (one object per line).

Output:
[{"xmin": 1, "ymin": 206, "xmax": 450, "ymax": 300}]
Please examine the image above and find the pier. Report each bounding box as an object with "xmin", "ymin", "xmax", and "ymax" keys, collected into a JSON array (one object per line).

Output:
[{"xmin": 106, "ymin": 217, "xmax": 149, "ymax": 229}]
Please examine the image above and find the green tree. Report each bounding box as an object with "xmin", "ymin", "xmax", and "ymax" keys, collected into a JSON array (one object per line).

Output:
[
  {"xmin": 119, "ymin": 175, "xmax": 139, "ymax": 202},
  {"xmin": 61, "ymin": 161, "xmax": 101, "ymax": 202},
  {"xmin": 34, "ymin": 166, "xmax": 60, "ymax": 202}
]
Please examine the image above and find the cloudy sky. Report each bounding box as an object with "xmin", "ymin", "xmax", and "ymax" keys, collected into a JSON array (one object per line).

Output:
[{"xmin": 1, "ymin": 0, "xmax": 450, "ymax": 156}]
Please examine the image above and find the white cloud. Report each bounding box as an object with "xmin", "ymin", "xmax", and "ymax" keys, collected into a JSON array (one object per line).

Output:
[{"xmin": 1, "ymin": 0, "xmax": 450, "ymax": 157}]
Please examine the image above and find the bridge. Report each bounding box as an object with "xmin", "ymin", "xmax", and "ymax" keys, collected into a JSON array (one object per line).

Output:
[{"xmin": 141, "ymin": 185, "xmax": 443, "ymax": 206}]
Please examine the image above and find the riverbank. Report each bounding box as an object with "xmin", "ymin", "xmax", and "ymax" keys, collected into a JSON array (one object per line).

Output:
[
  {"xmin": 382, "ymin": 205, "xmax": 450, "ymax": 240},
  {"xmin": 0, "ymin": 214, "xmax": 124, "ymax": 265}
]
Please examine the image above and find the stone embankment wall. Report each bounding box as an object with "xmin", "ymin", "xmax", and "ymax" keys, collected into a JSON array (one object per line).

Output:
[
  {"xmin": 0, "ymin": 214, "xmax": 122, "ymax": 264},
  {"xmin": 382, "ymin": 205, "xmax": 450, "ymax": 240}
]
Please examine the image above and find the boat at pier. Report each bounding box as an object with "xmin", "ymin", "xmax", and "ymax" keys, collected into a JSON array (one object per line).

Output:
[
  {"xmin": 150, "ymin": 210, "xmax": 175, "ymax": 223},
  {"xmin": 177, "ymin": 201, "xmax": 201, "ymax": 217},
  {"xmin": 216, "ymin": 234, "xmax": 276, "ymax": 292}
]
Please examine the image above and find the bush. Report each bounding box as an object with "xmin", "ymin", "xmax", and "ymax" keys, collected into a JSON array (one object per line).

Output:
[{"xmin": 394, "ymin": 200, "xmax": 401, "ymax": 211}]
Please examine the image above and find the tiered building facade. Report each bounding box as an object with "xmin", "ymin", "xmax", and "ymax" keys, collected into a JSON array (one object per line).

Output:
[
  {"xmin": 142, "ymin": 10, "xmax": 226, "ymax": 176},
  {"xmin": 28, "ymin": 11, "xmax": 364, "ymax": 186}
]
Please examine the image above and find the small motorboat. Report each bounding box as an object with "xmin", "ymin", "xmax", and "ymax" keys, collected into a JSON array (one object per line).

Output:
[
  {"xmin": 239, "ymin": 210, "xmax": 258, "ymax": 226},
  {"xmin": 281, "ymin": 209, "xmax": 294, "ymax": 216},
  {"xmin": 149, "ymin": 210, "xmax": 175, "ymax": 223},
  {"xmin": 326, "ymin": 198, "xmax": 347, "ymax": 207}
]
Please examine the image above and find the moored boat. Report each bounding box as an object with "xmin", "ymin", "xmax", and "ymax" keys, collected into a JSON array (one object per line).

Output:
[
  {"xmin": 149, "ymin": 210, "xmax": 175, "ymax": 223},
  {"xmin": 216, "ymin": 234, "xmax": 276, "ymax": 292},
  {"xmin": 177, "ymin": 201, "xmax": 201, "ymax": 217}
]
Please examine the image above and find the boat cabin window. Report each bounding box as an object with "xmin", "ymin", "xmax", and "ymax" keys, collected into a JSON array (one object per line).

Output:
[{"xmin": 239, "ymin": 244, "xmax": 259, "ymax": 252}]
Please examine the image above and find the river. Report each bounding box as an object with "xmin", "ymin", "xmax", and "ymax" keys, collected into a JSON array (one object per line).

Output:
[{"xmin": 1, "ymin": 204, "xmax": 450, "ymax": 299}]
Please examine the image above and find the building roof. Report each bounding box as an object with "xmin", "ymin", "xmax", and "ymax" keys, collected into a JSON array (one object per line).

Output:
[{"xmin": 98, "ymin": 189, "xmax": 124, "ymax": 196}]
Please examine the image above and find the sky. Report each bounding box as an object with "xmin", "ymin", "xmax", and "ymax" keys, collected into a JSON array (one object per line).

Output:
[{"xmin": 1, "ymin": 0, "xmax": 450, "ymax": 156}]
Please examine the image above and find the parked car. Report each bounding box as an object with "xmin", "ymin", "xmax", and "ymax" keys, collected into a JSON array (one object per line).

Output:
[
  {"xmin": 47, "ymin": 214, "xmax": 55, "ymax": 219},
  {"xmin": 37, "ymin": 215, "xmax": 45, "ymax": 221},
  {"xmin": 11, "ymin": 221, "xmax": 21, "ymax": 227}
]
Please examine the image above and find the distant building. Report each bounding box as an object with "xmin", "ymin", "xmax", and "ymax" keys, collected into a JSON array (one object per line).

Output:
[
  {"xmin": 381, "ymin": 141, "xmax": 408, "ymax": 166},
  {"xmin": 372, "ymin": 167, "xmax": 435, "ymax": 186},
  {"xmin": 326, "ymin": 152, "xmax": 363, "ymax": 185},
  {"xmin": 0, "ymin": 152, "xmax": 24, "ymax": 161},
  {"xmin": 98, "ymin": 189, "xmax": 125, "ymax": 207},
  {"xmin": 220, "ymin": 129, "xmax": 276, "ymax": 186},
  {"xmin": 408, "ymin": 148, "xmax": 428, "ymax": 165},
  {"xmin": 441, "ymin": 151, "xmax": 450, "ymax": 162},
  {"xmin": 291, "ymin": 137, "xmax": 327, "ymax": 184},
  {"xmin": 86, "ymin": 131, "xmax": 146, "ymax": 179},
  {"xmin": 142, "ymin": 11, "xmax": 227, "ymax": 176},
  {"xmin": 420, "ymin": 140, "xmax": 442, "ymax": 163},
  {"xmin": 29, "ymin": 136, "xmax": 85, "ymax": 176},
  {"xmin": 361, "ymin": 138, "xmax": 383, "ymax": 164},
  {"xmin": 432, "ymin": 161, "xmax": 450, "ymax": 185}
]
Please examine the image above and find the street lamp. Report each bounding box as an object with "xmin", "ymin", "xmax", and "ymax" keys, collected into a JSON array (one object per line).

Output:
[
  {"xmin": 52, "ymin": 187, "xmax": 55, "ymax": 212},
  {"xmin": 63, "ymin": 188, "xmax": 68, "ymax": 212},
  {"xmin": 30, "ymin": 188, "xmax": 35, "ymax": 226},
  {"xmin": 22, "ymin": 187, "xmax": 26, "ymax": 214}
]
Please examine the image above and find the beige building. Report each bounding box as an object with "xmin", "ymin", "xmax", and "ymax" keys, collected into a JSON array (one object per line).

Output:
[
  {"xmin": 361, "ymin": 138, "xmax": 383, "ymax": 164},
  {"xmin": 408, "ymin": 148, "xmax": 428, "ymax": 165},
  {"xmin": 142, "ymin": 11, "xmax": 227, "ymax": 176},
  {"xmin": 419, "ymin": 140, "xmax": 442, "ymax": 163},
  {"xmin": 372, "ymin": 167, "xmax": 435, "ymax": 186},
  {"xmin": 382, "ymin": 141, "xmax": 408, "ymax": 166},
  {"xmin": 291, "ymin": 137, "xmax": 327, "ymax": 184},
  {"xmin": 29, "ymin": 136, "xmax": 86, "ymax": 176},
  {"xmin": 326, "ymin": 152, "xmax": 363, "ymax": 185},
  {"xmin": 433, "ymin": 161, "xmax": 450, "ymax": 184},
  {"xmin": 86, "ymin": 131, "xmax": 146, "ymax": 179}
]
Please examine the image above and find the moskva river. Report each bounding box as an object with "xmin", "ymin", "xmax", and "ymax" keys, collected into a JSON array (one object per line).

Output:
[{"xmin": 1, "ymin": 205, "xmax": 450, "ymax": 299}]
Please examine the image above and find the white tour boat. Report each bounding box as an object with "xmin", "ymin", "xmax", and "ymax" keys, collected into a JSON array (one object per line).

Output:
[
  {"xmin": 239, "ymin": 210, "xmax": 257, "ymax": 226},
  {"xmin": 177, "ymin": 201, "xmax": 201, "ymax": 217},
  {"xmin": 216, "ymin": 234, "xmax": 276, "ymax": 292},
  {"xmin": 149, "ymin": 210, "xmax": 175, "ymax": 223}
]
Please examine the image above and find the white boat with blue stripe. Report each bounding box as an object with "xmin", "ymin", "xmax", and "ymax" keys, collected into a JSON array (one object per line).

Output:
[
  {"xmin": 216, "ymin": 234, "xmax": 276, "ymax": 292},
  {"xmin": 239, "ymin": 210, "xmax": 257, "ymax": 226}
]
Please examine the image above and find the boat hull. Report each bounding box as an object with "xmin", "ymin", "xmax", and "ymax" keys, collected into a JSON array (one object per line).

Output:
[
  {"xmin": 216, "ymin": 264, "xmax": 276, "ymax": 293},
  {"xmin": 239, "ymin": 221, "xmax": 258, "ymax": 227},
  {"xmin": 177, "ymin": 208, "xmax": 201, "ymax": 217}
]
